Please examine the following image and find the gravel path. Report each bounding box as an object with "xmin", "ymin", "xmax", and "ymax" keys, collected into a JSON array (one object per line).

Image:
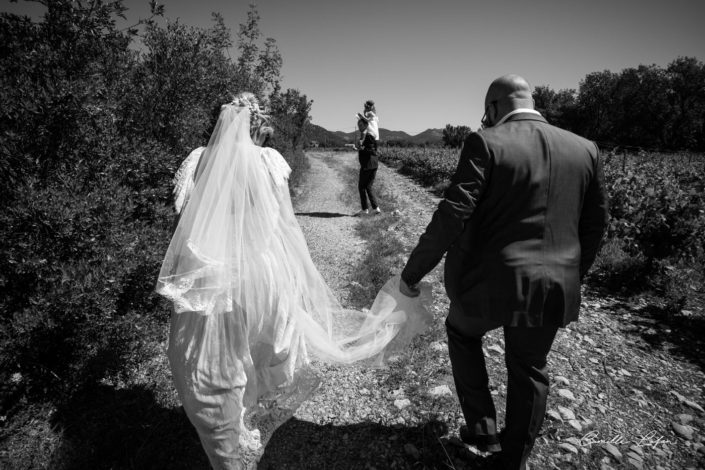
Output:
[
  {"xmin": 292, "ymin": 151, "xmax": 440, "ymax": 302},
  {"xmin": 258, "ymin": 151, "xmax": 456, "ymax": 469},
  {"xmin": 292, "ymin": 152, "xmax": 366, "ymax": 305}
]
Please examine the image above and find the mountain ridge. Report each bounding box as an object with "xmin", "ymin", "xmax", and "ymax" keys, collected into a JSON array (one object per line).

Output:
[{"xmin": 306, "ymin": 123, "xmax": 444, "ymax": 147}]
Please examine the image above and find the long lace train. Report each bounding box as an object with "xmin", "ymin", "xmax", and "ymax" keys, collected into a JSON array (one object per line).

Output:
[{"xmin": 158, "ymin": 101, "xmax": 432, "ymax": 469}]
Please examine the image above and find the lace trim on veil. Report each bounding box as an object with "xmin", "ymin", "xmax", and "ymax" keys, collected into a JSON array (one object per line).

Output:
[{"xmin": 173, "ymin": 147, "xmax": 205, "ymax": 214}]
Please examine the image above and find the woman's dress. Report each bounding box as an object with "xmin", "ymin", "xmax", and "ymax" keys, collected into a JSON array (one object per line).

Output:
[
  {"xmin": 167, "ymin": 145, "xmax": 327, "ymax": 468},
  {"xmin": 157, "ymin": 105, "xmax": 431, "ymax": 469}
]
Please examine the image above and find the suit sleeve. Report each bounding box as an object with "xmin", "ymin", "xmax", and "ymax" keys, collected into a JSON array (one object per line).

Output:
[
  {"xmin": 578, "ymin": 143, "xmax": 609, "ymax": 279},
  {"xmin": 401, "ymin": 133, "xmax": 491, "ymax": 285}
]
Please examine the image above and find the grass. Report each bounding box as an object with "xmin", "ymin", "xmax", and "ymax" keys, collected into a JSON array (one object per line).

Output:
[{"xmin": 337, "ymin": 168, "xmax": 408, "ymax": 310}]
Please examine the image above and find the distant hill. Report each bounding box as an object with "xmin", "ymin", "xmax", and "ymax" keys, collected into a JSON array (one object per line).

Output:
[
  {"xmin": 306, "ymin": 124, "xmax": 444, "ymax": 147},
  {"xmin": 332, "ymin": 130, "xmax": 354, "ymax": 143},
  {"xmin": 379, "ymin": 129, "xmax": 413, "ymax": 142},
  {"xmin": 409, "ymin": 128, "xmax": 444, "ymax": 145},
  {"xmin": 306, "ymin": 123, "xmax": 347, "ymax": 147}
]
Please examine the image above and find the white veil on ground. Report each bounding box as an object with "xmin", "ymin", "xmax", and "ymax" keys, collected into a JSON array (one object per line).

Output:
[{"xmin": 157, "ymin": 102, "xmax": 432, "ymax": 368}]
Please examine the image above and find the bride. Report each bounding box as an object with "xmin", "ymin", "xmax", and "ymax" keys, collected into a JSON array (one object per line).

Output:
[{"xmin": 156, "ymin": 93, "xmax": 431, "ymax": 469}]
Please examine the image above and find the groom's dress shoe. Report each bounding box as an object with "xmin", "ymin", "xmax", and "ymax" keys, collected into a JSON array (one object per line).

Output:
[{"xmin": 459, "ymin": 425, "xmax": 502, "ymax": 453}]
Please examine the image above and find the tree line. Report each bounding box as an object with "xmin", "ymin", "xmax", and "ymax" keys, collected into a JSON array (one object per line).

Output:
[
  {"xmin": 534, "ymin": 57, "xmax": 705, "ymax": 151},
  {"xmin": 442, "ymin": 57, "xmax": 705, "ymax": 151}
]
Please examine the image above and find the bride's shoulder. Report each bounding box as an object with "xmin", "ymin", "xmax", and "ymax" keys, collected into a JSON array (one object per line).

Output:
[
  {"xmin": 260, "ymin": 147, "xmax": 292, "ymax": 186},
  {"xmin": 177, "ymin": 147, "xmax": 206, "ymax": 177},
  {"xmin": 173, "ymin": 146, "xmax": 206, "ymax": 213}
]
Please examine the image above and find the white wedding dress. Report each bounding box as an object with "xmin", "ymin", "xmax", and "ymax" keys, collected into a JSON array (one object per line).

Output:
[{"xmin": 157, "ymin": 103, "xmax": 431, "ymax": 469}]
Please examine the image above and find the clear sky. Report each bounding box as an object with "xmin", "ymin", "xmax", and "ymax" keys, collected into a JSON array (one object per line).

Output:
[{"xmin": 4, "ymin": 0, "xmax": 704, "ymax": 134}]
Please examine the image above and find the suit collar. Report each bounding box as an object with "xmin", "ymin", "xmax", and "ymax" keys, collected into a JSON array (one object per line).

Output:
[{"xmin": 503, "ymin": 111, "xmax": 547, "ymax": 125}]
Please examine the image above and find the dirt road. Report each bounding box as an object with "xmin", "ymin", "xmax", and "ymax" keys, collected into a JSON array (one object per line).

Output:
[
  {"xmin": 291, "ymin": 151, "xmax": 439, "ymax": 301},
  {"xmin": 290, "ymin": 152, "xmax": 367, "ymax": 305},
  {"xmin": 258, "ymin": 151, "xmax": 459, "ymax": 469}
]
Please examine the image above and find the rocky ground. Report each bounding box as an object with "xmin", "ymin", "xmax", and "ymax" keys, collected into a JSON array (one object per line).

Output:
[{"xmin": 259, "ymin": 151, "xmax": 705, "ymax": 470}]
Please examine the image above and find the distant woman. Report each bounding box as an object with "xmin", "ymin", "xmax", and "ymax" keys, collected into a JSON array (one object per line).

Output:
[{"xmin": 355, "ymin": 100, "xmax": 381, "ymax": 215}]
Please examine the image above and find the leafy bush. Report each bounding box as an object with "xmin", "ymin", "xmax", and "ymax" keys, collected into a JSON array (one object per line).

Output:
[
  {"xmin": 0, "ymin": 170, "xmax": 173, "ymax": 395},
  {"xmin": 598, "ymin": 152, "xmax": 705, "ymax": 310},
  {"xmin": 604, "ymin": 153, "xmax": 705, "ymax": 262}
]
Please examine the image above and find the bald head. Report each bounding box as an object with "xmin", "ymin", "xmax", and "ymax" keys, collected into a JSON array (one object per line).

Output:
[
  {"xmin": 485, "ymin": 74, "xmax": 533, "ymax": 106},
  {"xmin": 481, "ymin": 74, "xmax": 534, "ymax": 128}
]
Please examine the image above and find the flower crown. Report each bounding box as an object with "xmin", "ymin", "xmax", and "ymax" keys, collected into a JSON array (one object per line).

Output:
[{"xmin": 229, "ymin": 94, "xmax": 270, "ymax": 124}]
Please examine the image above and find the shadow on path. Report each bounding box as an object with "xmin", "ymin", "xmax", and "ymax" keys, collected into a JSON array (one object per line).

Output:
[
  {"xmin": 50, "ymin": 383, "xmax": 209, "ymax": 470},
  {"xmin": 50, "ymin": 385, "xmax": 496, "ymax": 470},
  {"xmin": 260, "ymin": 417, "xmax": 497, "ymax": 470},
  {"xmin": 295, "ymin": 211, "xmax": 352, "ymax": 218},
  {"xmin": 624, "ymin": 303, "xmax": 705, "ymax": 373}
]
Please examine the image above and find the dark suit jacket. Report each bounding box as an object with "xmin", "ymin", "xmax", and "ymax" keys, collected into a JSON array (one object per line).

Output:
[
  {"xmin": 401, "ymin": 113, "xmax": 608, "ymax": 327},
  {"xmin": 358, "ymin": 134, "xmax": 379, "ymax": 170}
]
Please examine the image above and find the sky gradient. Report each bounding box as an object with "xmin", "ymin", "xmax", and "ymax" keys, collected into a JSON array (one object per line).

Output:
[{"xmin": 4, "ymin": 0, "xmax": 704, "ymax": 134}]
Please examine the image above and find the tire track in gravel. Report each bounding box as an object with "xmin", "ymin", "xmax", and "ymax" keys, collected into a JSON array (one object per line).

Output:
[
  {"xmin": 293, "ymin": 150, "xmax": 442, "ymax": 305},
  {"xmin": 259, "ymin": 151, "xmax": 457, "ymax": 469},
  {"xmin": 292, "ymin": 151, "xmax": 365, "ymax": 306}
]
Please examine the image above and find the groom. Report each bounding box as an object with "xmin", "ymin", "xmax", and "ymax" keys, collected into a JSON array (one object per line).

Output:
[{"xmin": 399, "ymin": 74, "xmax": 608, "ymax": 469}]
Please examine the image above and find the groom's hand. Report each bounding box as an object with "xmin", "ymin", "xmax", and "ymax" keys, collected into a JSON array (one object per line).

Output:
[{"xmin": 400, "ymin": 277, "xmax": 420, "ymax": 298}]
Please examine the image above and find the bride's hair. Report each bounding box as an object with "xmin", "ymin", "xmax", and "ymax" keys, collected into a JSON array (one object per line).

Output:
[
  {"xmin": 228, "ymin": 91, "xmax": 258, "ymax": 111},
  {"xmin": 227, "ymin": 92, "xmax": 273, "ymax": 144}
]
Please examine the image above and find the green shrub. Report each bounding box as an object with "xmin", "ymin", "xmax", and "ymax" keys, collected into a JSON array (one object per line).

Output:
[
  {"xmin": 0, "ymin": 174, "xmax": 173, "ymax": 399},
  {"xmin": 604, "ymin": 155, "xmax": 705, "ymax": 261},
  {"xmin": 589, "ymin": 238, "xmax": 651, "ymax": 292}
]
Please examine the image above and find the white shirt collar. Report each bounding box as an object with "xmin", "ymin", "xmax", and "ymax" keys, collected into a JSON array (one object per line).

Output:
[{"xmin": 495, "ymin": 108, "xmax": 542, "ymax": 127}]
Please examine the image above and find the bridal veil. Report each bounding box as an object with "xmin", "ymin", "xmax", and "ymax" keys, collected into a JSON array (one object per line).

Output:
[
  {"xmin": 157, "ymin": 101, "xmax": 431, "ymax": 367},
  {"xmin": 156, "ymin": 99, "xmax": 431, "ymax": 467}
]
